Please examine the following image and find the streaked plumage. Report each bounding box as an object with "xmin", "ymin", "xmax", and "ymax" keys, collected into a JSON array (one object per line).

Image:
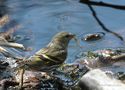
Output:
[
  {"xmin": 18, "ymin": 31, "xmax": 76, "ymax": 89},
  {"xmin": 18, "ymin": 31, "xmax": 75, "ymax": 70}
]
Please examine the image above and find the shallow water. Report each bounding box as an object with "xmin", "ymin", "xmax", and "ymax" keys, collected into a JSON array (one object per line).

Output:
[{"xmin": 0, "ymin": 0, "xmax": 125, "ymax": 63}]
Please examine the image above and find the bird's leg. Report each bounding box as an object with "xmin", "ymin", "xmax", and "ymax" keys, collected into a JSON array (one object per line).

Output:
[{"xmin": 19, "ymin": 68, "xmax": 25, "ymax": 90}]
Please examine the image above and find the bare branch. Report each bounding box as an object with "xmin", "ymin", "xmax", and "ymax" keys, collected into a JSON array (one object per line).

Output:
[
  {"xmin": 80, "ymin": 0, "xmax": 125, "ymax": 10},
  {"xmin": 87, "ymin": 4, "xmax": 124, "ymax": 41}
]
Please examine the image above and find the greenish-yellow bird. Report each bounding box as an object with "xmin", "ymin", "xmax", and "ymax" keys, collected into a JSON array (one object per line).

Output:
[
  {"xmin": 17, "ymin": 31, "xmax": 76, "ymax": 89},
  {"xmin": 22, "ymin": 31, "xmax": 75, "ymax": 71}
]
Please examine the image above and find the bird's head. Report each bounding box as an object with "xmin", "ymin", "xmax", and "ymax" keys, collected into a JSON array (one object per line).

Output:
[
  {"xmin": 49, "ymin": 32, "xmax": 75, "ymax": 48},
  {"xmin": 54, "ymin": 32, "xmax": 75, "ymax": 41}
]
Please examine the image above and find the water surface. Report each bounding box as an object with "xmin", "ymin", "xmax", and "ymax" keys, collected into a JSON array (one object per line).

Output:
[{"xmin": 0, "ymin": 0, "xmax": 125, "ymax": 63}]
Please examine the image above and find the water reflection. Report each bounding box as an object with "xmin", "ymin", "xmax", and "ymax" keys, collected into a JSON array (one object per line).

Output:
[{"xmin": 0, "ymin": 0, "xmax": 125, "ymax": 62}]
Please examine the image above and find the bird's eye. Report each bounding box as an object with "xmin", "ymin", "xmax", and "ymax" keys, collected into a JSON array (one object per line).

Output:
[{"xmin": 65, "ymin": 35, "xmax": 70, "ymax": 38}]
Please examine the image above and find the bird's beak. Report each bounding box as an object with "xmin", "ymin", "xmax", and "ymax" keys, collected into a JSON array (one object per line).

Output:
[{"xmin": 68, "ymin": 33, "xmax": 76, "ymax": 39}]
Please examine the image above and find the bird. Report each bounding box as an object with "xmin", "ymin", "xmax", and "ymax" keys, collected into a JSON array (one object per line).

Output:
[{"xmin": 17, "ymin": 31, "xmax": 76, "ymax": 89}]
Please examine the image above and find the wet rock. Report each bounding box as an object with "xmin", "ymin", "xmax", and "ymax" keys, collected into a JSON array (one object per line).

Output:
[
  {"xmin": 81, "ymin": 32, "xmax": 105, "ymax": 41},
  {"xmin": 0, "ymin": 60, "xmax": 9, "ymax": 70},
  {"xmin": 75, "ymin": 48, "xmax": 125, "ymax": 69},
  {"xmin": 79, "ymin": 69, "xmax": 125, "ymax": 90},
  {"xmin": 13, "ymin": 61, "xmax": 89, "ymax": 90},
  {"xmin": 52, "ymin": 62, "xmax": 89, "ymax": 88},
  {"xmin": 0, "ymin": 60, "xmax": 88, "ymax": 90},
  {"xmin": 115, "ymin": 72, "xmax": 125, "ymax": 80},
  {"xmin": 0, "ymin": 60, "xmax": 12, "ymax": 80},
  {"xmin": 0, "ymin": 79, "xmax": 18, "ymax": 90},
  {"xmin": 15, "ymin": 71, "xmax": 59, "ymax": 90}
]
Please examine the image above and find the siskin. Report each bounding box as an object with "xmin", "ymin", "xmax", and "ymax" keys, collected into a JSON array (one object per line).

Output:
[{"xmin": 17, "ymin": 31, "xmax": 76, "ymax": 89}]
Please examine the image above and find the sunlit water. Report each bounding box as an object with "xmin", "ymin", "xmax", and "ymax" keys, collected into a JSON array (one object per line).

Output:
[
  {"xmin": 1, "ymin": 1, "xmax": 125, "ymax": 89},
  {"xmin": 0, "ymin": 0, "xmax": 125, "ymax": 63}
]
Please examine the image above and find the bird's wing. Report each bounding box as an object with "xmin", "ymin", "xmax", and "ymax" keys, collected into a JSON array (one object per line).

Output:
[{"xmin": 35, "ymin": 47, "xmax": 49, "ymax": 55}]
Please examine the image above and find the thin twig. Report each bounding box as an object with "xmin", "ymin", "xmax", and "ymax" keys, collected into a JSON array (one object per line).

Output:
[
  {"xmin": 80, "ymin": 0, "xmax": 125, "ymax": 10},
  {"xmin": 87, "ymin": 4, "xmax": 124, "ymax": 41}
]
